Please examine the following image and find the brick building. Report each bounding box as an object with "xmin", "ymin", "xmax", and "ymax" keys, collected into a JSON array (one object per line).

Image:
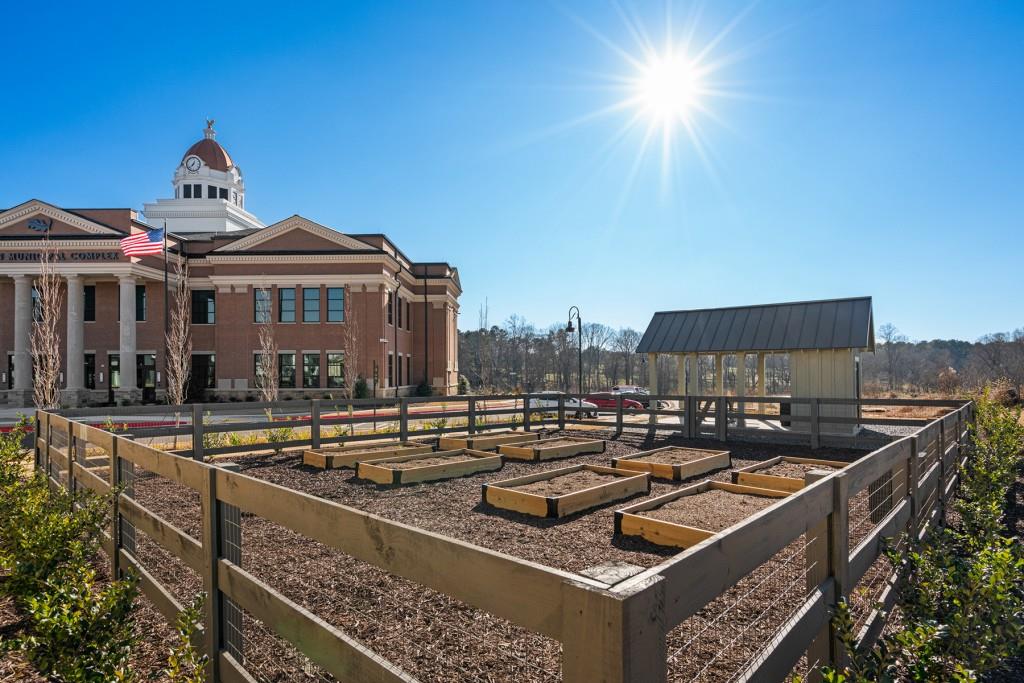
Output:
[{"xmin": 0, "ymin": 122, "xmax": 461, "ymax": 407}]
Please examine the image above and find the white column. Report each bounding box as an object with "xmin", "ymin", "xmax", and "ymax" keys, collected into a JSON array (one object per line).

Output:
[
  {"xmin": 647, "ymin": 353, "xmax": 658, "ymax": 394},
  {"xmin": 735, "ymin": 352, "xmax": 746, "ymax": 426},
  {"xmin": 12, "ymin": 275, "xmax": 32, "ymax": 392},
  {"xmin": 65, "ymin": 275, "xmax": 84, "ymax": 391},
  {"xmin": 687, "ymin": 353, "xmax": 699, "ymax": 394},
  {"xmin": 714, "ymin": 354, "xmax": 725, "ymax": 395},
  {"xmin": 757, "ymin": 352, "xmax": 767, "ymax": 396},
  {"xmin": 118, "ymin": 275, "xmax": 138, "ymax": 393}
]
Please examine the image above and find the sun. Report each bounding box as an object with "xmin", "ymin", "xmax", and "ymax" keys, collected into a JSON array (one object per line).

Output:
[{"xmin": 636, "ymin": 51, "xmax": 701, "ymax": 124}]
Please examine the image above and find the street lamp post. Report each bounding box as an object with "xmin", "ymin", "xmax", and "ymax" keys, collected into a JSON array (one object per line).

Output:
[{"xmin": 566, "ymin": 306, "xmax": 582, "ymax": 404}]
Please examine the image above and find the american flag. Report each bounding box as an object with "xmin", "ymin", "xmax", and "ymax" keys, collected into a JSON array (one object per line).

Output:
[{"xmin": 120, "ymin": 227, "xmax": 165, "ymax": 257}]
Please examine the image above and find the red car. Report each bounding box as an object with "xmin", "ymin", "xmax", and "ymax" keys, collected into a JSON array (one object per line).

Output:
[{"xmin": 584, "ymin": 392, "xmax": 643, "ymax": 411}]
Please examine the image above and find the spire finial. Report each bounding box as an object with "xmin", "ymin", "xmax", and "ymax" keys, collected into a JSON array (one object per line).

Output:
[{"xmin": 204, "ymin": 118, "xmax": 216, "ymax": 139}]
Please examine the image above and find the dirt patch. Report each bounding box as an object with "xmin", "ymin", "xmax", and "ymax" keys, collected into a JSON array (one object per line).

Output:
[
  {"xmin": 761, "ymin": 461, "xmax": 841, "ymax": 479},
  {"xmin": 630, "ymin": 447, "xmax": 723, "ymax": 464},
  {"xmin": 640, "ymin": 489, "xmax": 779, "ymax": 532},
  {"xmin": 380, "ymin": 454, "xmax": 476, "ymax": 469},
  {"xmin": 323, "ymin": 444, "xmax": 412, "ymax": 454},
  {"xmin": 509, "ymin": 469, "xmax": 619, "ymax": 496},
  {"xmin": 535, "ymin": 439, "xmax": 596, "ymax": 449}
]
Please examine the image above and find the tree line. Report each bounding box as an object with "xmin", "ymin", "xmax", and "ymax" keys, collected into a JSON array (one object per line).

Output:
[{"xmin": 458, "ymin": 313, "xmax": 1024, "ymax": 397}]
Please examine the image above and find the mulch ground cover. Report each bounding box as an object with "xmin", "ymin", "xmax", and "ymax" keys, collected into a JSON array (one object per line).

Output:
[
  {"xmin": 761, "ymin": 461, "xmax": 841, "ymax": 479},
  {"xmin": 124, "ymin": 428, "xmax": 866, "ymax": 682},
  {"xmin": 507, "ymin": 468, "xmax": 619, "ymax": 496},
  {"xmin": 639, "ymin": 489, "xmax": 780, "ymax": 532},
  {"xmin": 629, "ymin": 447, "xmax": 725, "ymax": 464}
]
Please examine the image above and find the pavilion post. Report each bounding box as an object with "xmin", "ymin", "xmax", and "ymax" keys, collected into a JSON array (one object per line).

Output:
[{"xmin": 647, "ymin": 353, "xmax": 658, "ymax": 428}]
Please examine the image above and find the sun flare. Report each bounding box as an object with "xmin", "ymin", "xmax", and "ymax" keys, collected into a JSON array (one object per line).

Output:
[{"xmin": 636, "ymin": 52, "xmax": 701, "ymax": 124}]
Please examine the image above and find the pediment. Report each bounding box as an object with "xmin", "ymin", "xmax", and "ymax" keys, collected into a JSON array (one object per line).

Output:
[
  {"xmin": 0, "ymin": 200, "xmax": 126, "ymax": 237},
  {"xmin": 214, "ymin": 215, "xmax": 372, "ymax": 253}
]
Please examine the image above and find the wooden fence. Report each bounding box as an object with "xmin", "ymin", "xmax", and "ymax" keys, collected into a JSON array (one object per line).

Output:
[{"xmin": 36, "ymin": 395, "xmax": 975, "ymax": 682}]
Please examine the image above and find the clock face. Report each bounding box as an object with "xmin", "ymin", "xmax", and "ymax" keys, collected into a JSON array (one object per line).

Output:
[{"xmin": 184, "ymin": 155, "xmax": 202, "ymax": 173}]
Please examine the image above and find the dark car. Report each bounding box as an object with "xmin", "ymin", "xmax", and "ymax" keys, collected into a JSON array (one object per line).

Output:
[{"xmin": 585, "ymin": 392, "xmax": 644, "ymax": 411}]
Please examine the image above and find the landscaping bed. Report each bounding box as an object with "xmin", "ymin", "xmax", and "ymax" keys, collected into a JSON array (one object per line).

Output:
[
  {"xmin": 483, "ymin": 464, "xmax": 649, "ymax": 518},
  {"xmin": 302, "ymin": 441, "xmax": 433, "ymax": 469},
  {"xmin": 498, "ymin": 436, "xmax": 605, "ymax": 461},
  {"xmin": 731, "ymin": 455, "xmax": 848, "ymax": 492},
  {"xmin": 126, "ymin": 429, "xmax": 864, "ymax": 682},
  {"xmin": 612, "ymin": 446, "xmax": 730, "ymax": 480},
  {"xmin": 355, "ymin": 449, "xmax": 502, "ymax": 485}
]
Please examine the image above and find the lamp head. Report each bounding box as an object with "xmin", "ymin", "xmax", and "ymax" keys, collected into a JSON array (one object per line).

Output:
[{"xmin": 566, "ymin": 319, "xmax": 575, "ymax": 334}]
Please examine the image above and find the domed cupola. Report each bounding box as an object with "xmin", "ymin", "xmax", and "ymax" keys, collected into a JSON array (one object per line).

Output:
[
  {"xmin": 181, "ymin": 121, "xmax": 234, "ymax": 172},
  {"xmin": 142, "ymin": 120, "xmax": 264, "ymax": 233}
]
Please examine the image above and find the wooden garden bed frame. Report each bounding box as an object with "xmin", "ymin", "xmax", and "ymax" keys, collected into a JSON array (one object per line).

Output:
[
  {"xmin": 355, "ymin": 449, "xmax": 502, "ymax": 485},
  {"xmin": 731, "ymin": 456, "xmax": 849, "ymax": 493},
  {"xmin": 35, "ymin": 396, "xmax": 975, "ymax": 683},
  {"xmin": 439, "ymin": 430, "xmax": 539, "ymax": 451},
  {"xmin": 482, "ymin": 464, "xmax": 649, "ymax": 518},
  {"xmin": 614, "ymin": 480, "xmax": 790, "ymax": 549},
  {"xmin": 611, "ymin": 446, "xmax": 730, "ymax": 480},
  {"xmin": 498, "ymin": 436, "xmax": 605, "ymax": 461},
  {"xmin": 302, "ymin": 441, "xmax": 433, "ymax": 469}
]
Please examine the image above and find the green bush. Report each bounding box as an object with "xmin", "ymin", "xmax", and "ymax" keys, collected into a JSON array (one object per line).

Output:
[
  {"xmin": 824, "ymin": 392, "xmax": 1024, "ymax": 682},
  {"xmin": 354, "ymin": 377, "xmax": 370, "ymax": 399},
  {"xmin": 20, "ymin": 566, "xmax": 138, "ymax": 683},
  {"xmin": 166, "ymin": 592, "xmax": 208, "ymax": 683},
  {"xmin": 415, "ymin": 381, "xmax": 433, "ymax": 397}
]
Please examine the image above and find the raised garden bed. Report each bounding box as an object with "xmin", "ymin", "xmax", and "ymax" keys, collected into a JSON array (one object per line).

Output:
[
  {"xmin": 356, "ymin": 449, "xmax": 502, "ymax": 485},
  {"xmin": 615, "ymin": 480, "xmax": 789, "ymax": 549},
  {"xmin": 611, "ymin": 446, "xmax": 730, "ymax": 480},
  {"xmin": 302, "ymin": 441, "xmax": 433, "ymax": 469},
  {"xmin": 498, "ymin": 436, "xmax": 605, "ymax": 461},
  {"xmin": 482, "ymin": 464, "xmax": 649, "ymax": 518},
  {"xmin": 438, "ymin": 431, "xmax": 539, "ymax": 451},
  {"xmin": 731, "ymin": 456, "xmax": 847, "ymax": 492}
]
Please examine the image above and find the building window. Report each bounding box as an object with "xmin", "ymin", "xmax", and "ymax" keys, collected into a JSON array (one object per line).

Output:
[
  {"xmin": 183, "ymin": 184, "xmax": 192, "ymax": 199},
  {"xmin": 84, "ymin": 354, "xmax": 96, "ymax": 390},
  {"xmin": 397, "ymin": 354, "xmax": 403, "ymax": 386},
  {"xmin": 31, "ymin": 287, "xmax": 41, "ymax": 322},
  {"xmin": 279, "ymin": 353, "xmax": 296, "ymax": 388},
  {"xmin": 84, "ymin": 286, "xmax": 96, "ymax": 322},
  {"xmin": 193, "ymin": 183, "xmax": 201, "ymax": 198},
  {"xmin": 407, "ymin": 356, "xmax": 412, "ymax": 386},
  {"xmin": 191, "ymin": 291, "xmax": 215, "ymax": 324},
  {"xmin": 278, "ymin": 288, "xmax": 295, "ymax": 322},
  {"xmin": 193, "ymin": 353, "xmax": 216, "ymax": 389},
  {"xmin": 387, "ymin": 352, "xmax": 394, "ymax": 388},
  {"xmin": 387, "ymin": 292, "xmax": 393, "ymax": 325},
  {"xmin": 303, "ymin": 353, "xmax": 320, "ymax": 388},
  {"xmin": 136, "ymin": 284, "xmax": 147, "ymax": 322},
  {"xmin": 302, "ymin": 287, "xmax": 320, "ymax": 323},
  {"xmin": 208, "ymin": 185, "xmax": 218, "ymax": 199},
  {"xmin": 406, "ymin": 301, "xmax": 411, "ymax": 331},
  {"xmin": 109, "ymin": 354, "xmax": 120, "ymax": 389},
  {"xmin": 397, "ymin": 296, "xmax": 402, "ymax": 328},
  {"xmin": 254, "ymin": 289, "xmax": 271, "ymax": 323},
  {"xmin": 219, "ymin": 187, "xmax": 228, "ymax": 200},
  {"xmin": 327, "ymin": 288, "xmax": 344, "ymax": 322},
  {"xmin": 327, "ymin": 353, "xmax": 344, "ymax": 388}
]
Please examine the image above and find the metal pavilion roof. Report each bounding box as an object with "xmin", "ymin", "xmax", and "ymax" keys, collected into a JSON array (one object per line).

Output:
[{"xmin": 636, "ymin": 296, "xmax": 875, "ymax": 354}]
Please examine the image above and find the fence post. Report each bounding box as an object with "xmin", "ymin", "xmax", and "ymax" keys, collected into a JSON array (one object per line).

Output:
[
  {"xmin": 937, "ymin": 421, "xmax": 947, "ymax": 521},
  {"xmin": 561, "ymin": 578, "xmax": 667, "ymax": 683},
  {"xmin": 201, "ymin": 465, "xmax": 245, "ymax": 679},
  {"xmin": 116, "ymin": 435, "xmax": 137, "ymax": 559},
  {"xmin": 558, "ymin": 395, "xmax": 566, "ymax": 431},
  {"xmin": 310, "ymin": 398, "xmax": 321, "ymax": 449},
  {"xmin": 399, "ymin": 398, "xmax": 409, "ymax": 441},
  {"xmin": 68, "ymin": 431, "xmax": 78, "ymax": 503},
  {"xmin": 804, "ymin": 469, "xmax": 834, "ymax": 681},
  {"xmin": 523, "ymin": 395, "xmax": 531, "ymax": 432},
  {"xmin": 907, "ymin": 435, "xmax": 920, "ymax": 535},
  {"xmin": 829, "ymin": 472, "xmax": 851, "ymax": 669},
  {"xmin": 615, "ymin": 394, "xmax": 624, "ymax": 437},
  {"xmin": 108, "ymin": 435, "xmax": 122, "ymax": 578},
  {"xmin": 192, "ymin": 403, "xmax": 204, "ymax": 461},
  {"xmin": 715, "ymin": 396, "xmax": 727, "ymax": 442},
  {"xmin": 686, "ymin": 396, "xmax": 696, "ymax": 439},
  {"xmin": 809, "ymin": 398, "xmax": 821, "ymax": 450},
  {"xmin": 468, "ymin": 397, "xmax": 477, "ymax": 435}
]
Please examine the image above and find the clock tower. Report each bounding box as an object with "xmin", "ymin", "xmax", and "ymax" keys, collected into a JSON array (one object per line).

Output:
[{"xmin": 142, "ymin": 121, "xmax": 264, "ymax": 233}]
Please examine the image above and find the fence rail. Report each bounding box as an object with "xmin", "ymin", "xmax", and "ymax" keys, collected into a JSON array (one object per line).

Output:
[{"xmin": 35, "ymin": 394, "xmax": 975, "ymax": 682}]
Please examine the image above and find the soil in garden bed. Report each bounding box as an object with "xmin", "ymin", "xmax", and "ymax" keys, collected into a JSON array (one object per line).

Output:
[
  {"xmin": 629, "ymin": 446, "xmax": 722, "ymax": 463},
  {"xmin": 379, "ymin": 454, "xmax": 476, "ymax": 469},
  {"xmin": 761, "ymin": 461, "xmax": 840, "ymax": 479},
  {"xmin": 640, "ymin": 489, "xmax": 778, "ymax": 531},
  {"xmin": 323, "ymin": 443, "xmax": 415, "ymax": 454},
  {"xmin": 509, "ymin": 469, "xmax": 618, "ymax": 496},
  {"xmin": 532, "ymin": 438, "xmax": 594, "ymax": 449}
]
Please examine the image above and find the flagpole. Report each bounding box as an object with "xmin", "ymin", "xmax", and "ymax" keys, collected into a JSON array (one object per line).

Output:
[{"xmin": 163, "ymin": 220, "xmax": 169, "ymax": 400}]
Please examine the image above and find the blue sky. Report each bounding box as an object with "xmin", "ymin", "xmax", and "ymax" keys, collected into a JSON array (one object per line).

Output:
[{"xmin": 2, "ymin": 1, "xmax": 1021, "ymax": 342}]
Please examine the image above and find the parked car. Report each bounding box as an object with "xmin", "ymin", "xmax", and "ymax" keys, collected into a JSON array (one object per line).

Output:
[
  {"xmin": 585, "ymin": 392, "xmax": 644, "ymax": 411},
  {"xmin": 527, "ymin": 391, "xmax": 598, "ymax": 418},
  {"xmin": 610, "ymin": 387, "xmax": 667, "ymax": 409}
]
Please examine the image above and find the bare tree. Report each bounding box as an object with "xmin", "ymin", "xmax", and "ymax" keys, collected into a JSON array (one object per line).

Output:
[
  {"xmin": 30, "ymin": 238, "xmax": 63, "ymax": 410},
  {"xmin": 878, "ymin": 323, "xmax": 908, "ymax": 391},
  {"xmin": 255, "ymin": 293, "xmax": 279, "ymax": 406},
  {"xmin": 613, "ymin": 328, "xmax": 641, "ymax": 384},
  {"xmin": 339, "ymin": 286, "xmax": 361, "ymax": 399},
  {"xmin": 164, "ymin": 259, "xmax": 192, "ymax": 407}
]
